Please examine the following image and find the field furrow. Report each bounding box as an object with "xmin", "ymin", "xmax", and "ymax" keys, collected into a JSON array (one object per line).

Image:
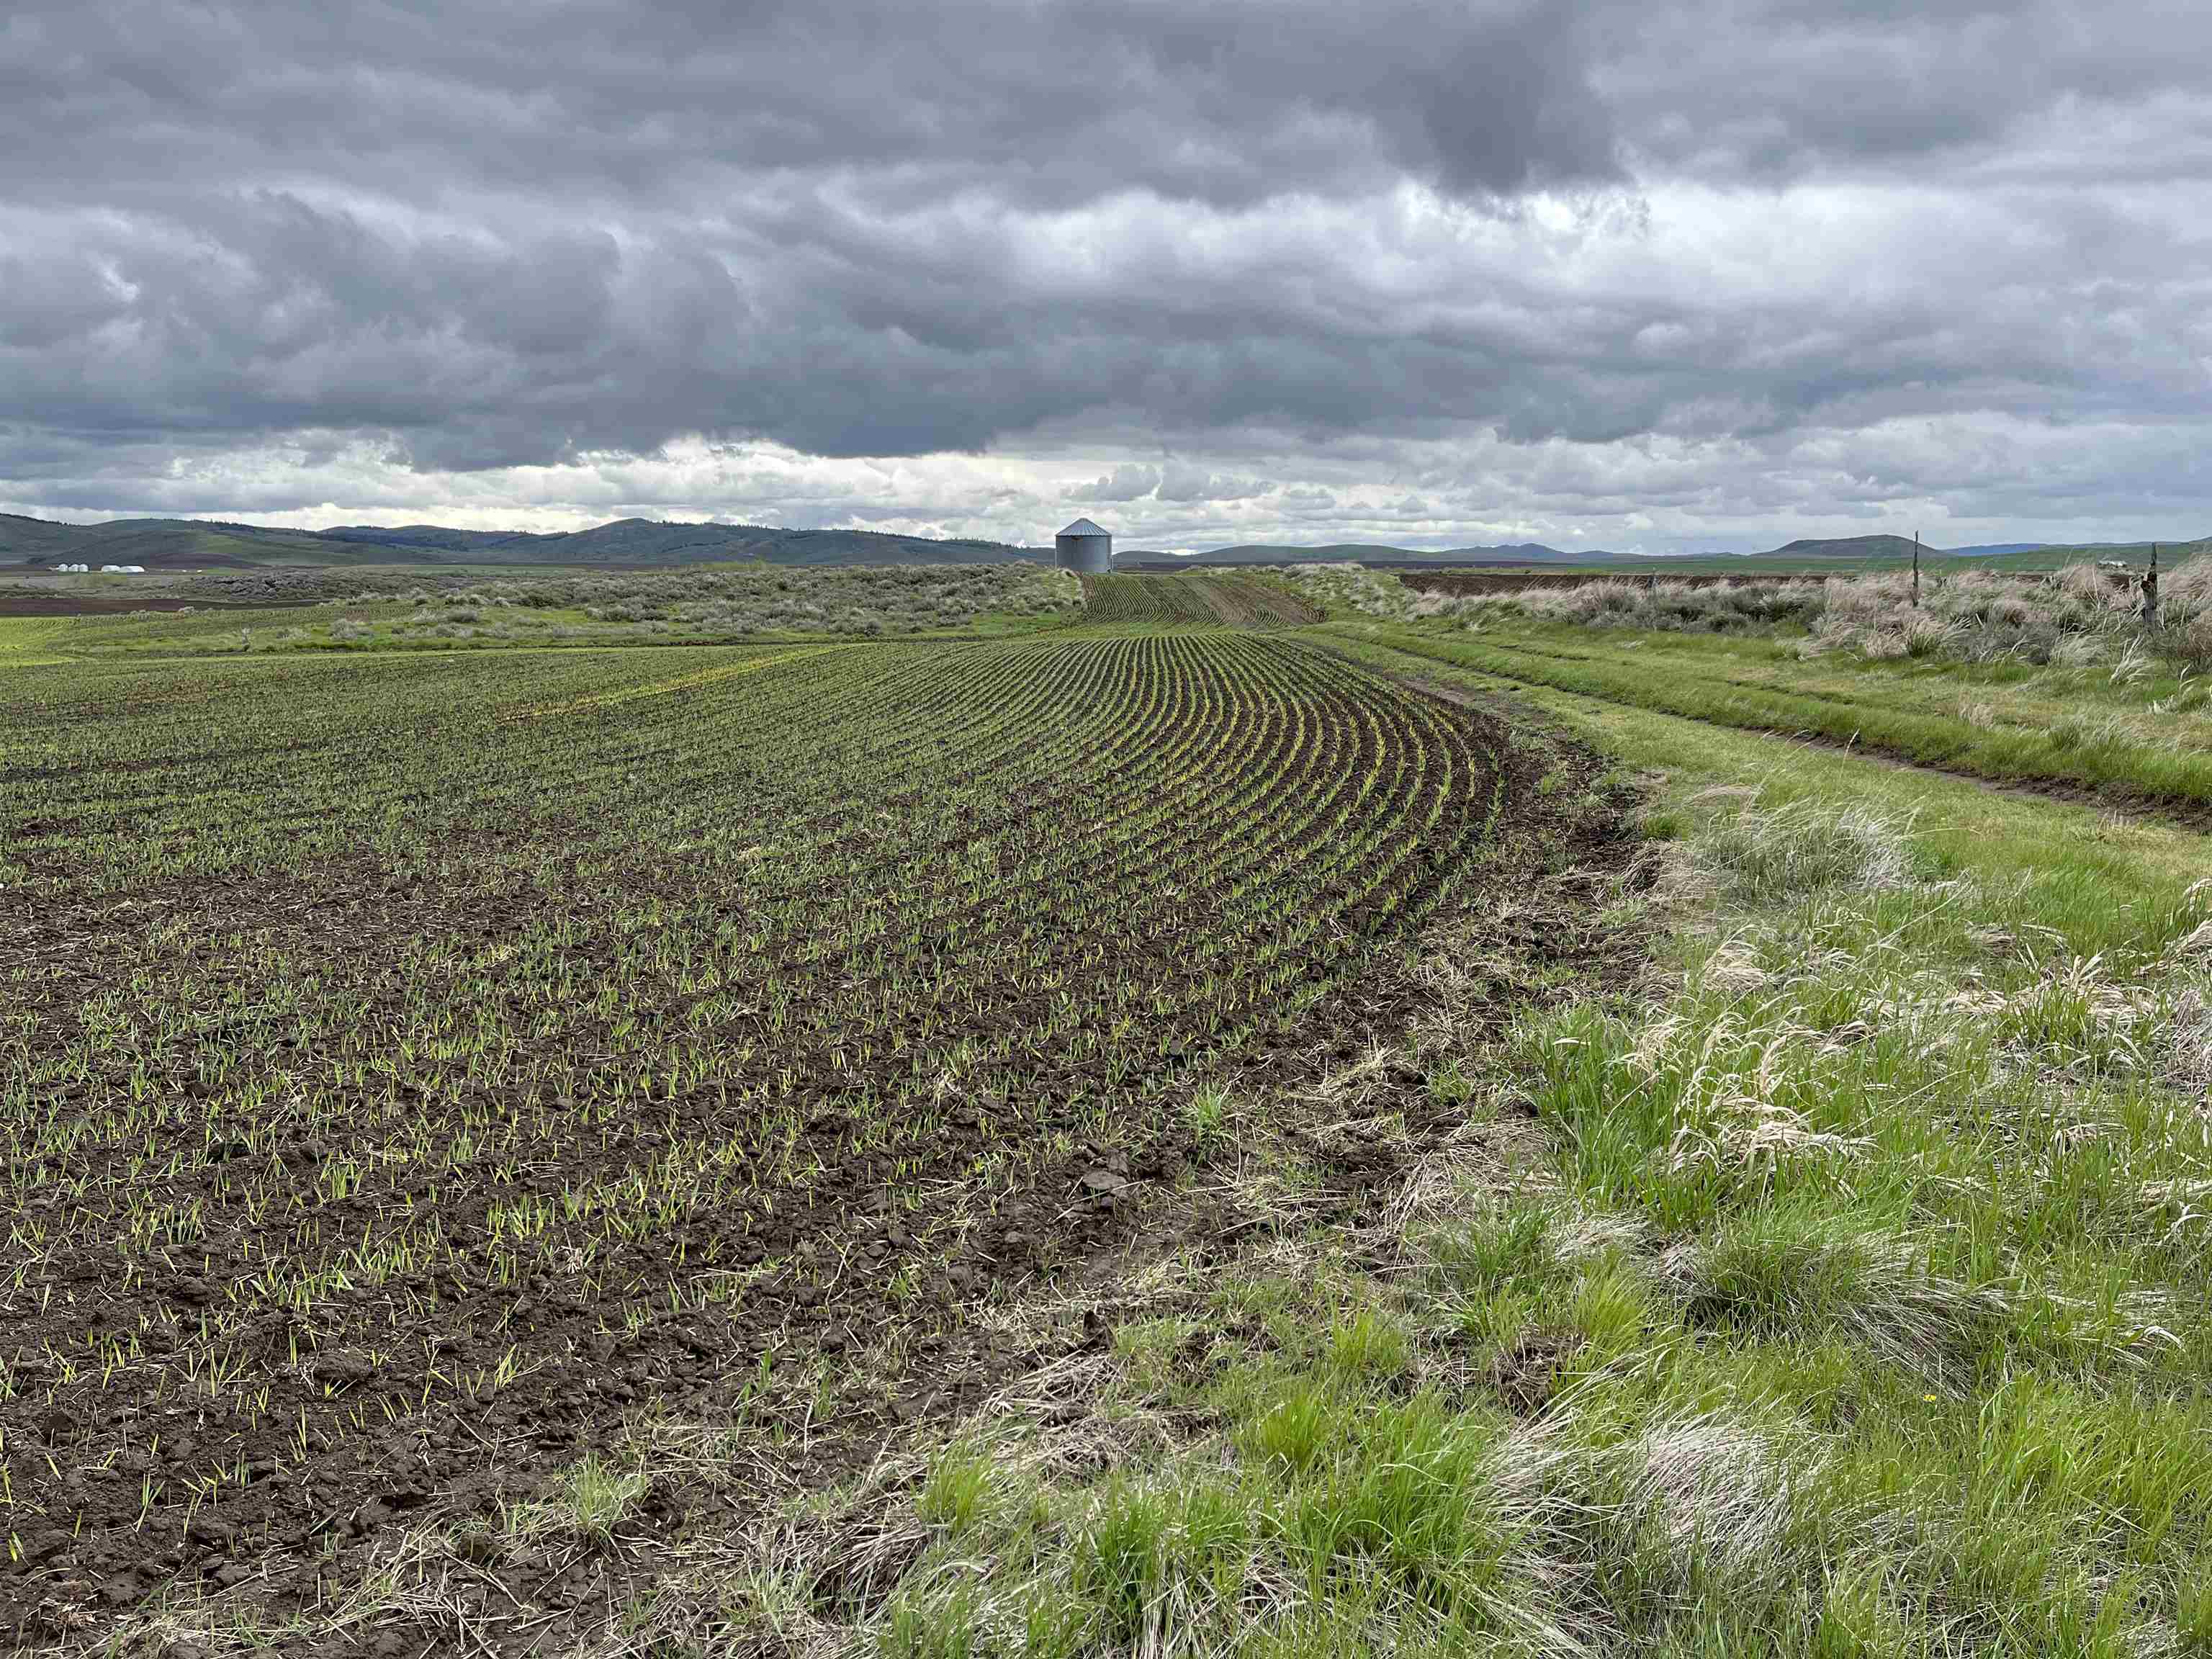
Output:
[{"xmin": 0, "ymin": 630, "xmax": 1527, "ymax": 1612}]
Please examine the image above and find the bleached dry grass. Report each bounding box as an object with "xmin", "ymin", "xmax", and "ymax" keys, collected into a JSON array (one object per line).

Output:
[{"xmin": 1302, "ymin": 555, "xmax": 2212, "ymax": 673}]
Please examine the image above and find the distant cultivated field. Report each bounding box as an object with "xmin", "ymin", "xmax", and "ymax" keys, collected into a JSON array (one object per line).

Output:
[{"xmin": 1078, "ymin": 572, "xmax": 1323, "ymax": 628}]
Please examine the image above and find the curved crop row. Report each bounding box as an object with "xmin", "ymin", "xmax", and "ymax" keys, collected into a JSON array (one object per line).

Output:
[{"xmin": 0, "ymin": 632, "xmax": 1513, "ymax": 1611}]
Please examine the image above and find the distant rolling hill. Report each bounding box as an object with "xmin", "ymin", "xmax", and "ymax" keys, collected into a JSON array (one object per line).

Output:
[
  {"xmin": 1747, "ymin": 535, "xmax": 2211, "ymax": 566},
  {"xmin": 0, "ymin": 516, "xmax": 1625, "ymax": 572},
  {"xmin": 1758, "ymin": 534, "xmax": 1930, "ymax": 561},
  {"xmin": 0, "ymin": 513, "xmax": 1028, "ymax": 570},
  {"xmin": 1750, "ymin": 534, "xmax": 2064, "ymax": 561},
  {"xmin": 0, "ymin": 513, "xmax": 388, "ymax": 569},
  {"xmin": 2, "ymin": 512, "xmax": 2203, "ymax": 573}
]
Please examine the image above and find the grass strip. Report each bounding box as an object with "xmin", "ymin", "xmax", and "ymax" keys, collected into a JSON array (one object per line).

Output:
[{"xmin": 1312, "ymin": 619, "xmax": 2212, "ymax": 814}]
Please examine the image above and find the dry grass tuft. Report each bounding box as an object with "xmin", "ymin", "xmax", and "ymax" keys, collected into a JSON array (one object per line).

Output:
[
  {"xmin": 1658, "ymin": 1222, "xmax": 2009, "ymax": 1387},
  {"xmin": 1687, "ymin": 792, "xmax": 1919, "ymax": 904}
]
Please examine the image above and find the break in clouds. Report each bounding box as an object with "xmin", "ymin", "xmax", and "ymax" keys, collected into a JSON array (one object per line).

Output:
[{"xmin": 2, "ymin": 0, "xmax": 2208, "ymax": 552}]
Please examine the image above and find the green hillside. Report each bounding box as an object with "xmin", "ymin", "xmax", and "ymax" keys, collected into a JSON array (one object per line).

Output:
[{"xmin": 0, "ymin": 515, "xmax": 401, "ymax": 569}]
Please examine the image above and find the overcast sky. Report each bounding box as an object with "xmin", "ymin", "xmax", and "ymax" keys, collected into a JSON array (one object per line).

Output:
[{"xmin": 3, "ymin": 1, "xmax": 2207, "ymax": 553}]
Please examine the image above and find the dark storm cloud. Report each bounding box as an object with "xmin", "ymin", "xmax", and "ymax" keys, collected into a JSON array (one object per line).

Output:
[
  {"xmin": 1601, "ymin": 0, "xmax": 2212, "ymax": 178},
  {"xmin": 0, "ymin": 0, "xmax": 1632, "ymax": 468},
  {"xmin": 1, "ymin": 0, "xmax": 2208, "ymax": 539},
  {"xmin": 0, "ymin": 0, "xmax": 1618, "ymax": 210}
]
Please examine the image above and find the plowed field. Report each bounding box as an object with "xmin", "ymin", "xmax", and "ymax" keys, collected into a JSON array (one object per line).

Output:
[{"xmin": 0, "ymin": 630, "xmax": 1596, "ymax": 1640}]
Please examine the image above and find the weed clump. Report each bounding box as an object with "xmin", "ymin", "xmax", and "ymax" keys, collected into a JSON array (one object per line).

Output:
[
  {"xmin": 1661, "ymin": 1210, "xmax": 2009, "ymax": 1386},
  {"xmin": 1689, "ymin": 793, "xmax": 1919, "ymax": 905}
]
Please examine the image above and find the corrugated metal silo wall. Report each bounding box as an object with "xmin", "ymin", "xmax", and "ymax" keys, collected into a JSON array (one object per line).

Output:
[{"xmin": 1055, "ymin": 534, "xmax": 1112, "ymax": 575}]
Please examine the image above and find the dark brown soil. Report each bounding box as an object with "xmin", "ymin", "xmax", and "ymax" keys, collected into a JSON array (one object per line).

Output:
[
  {"xmin": 1485, "ymin": 1326, "xmax": 1588, "ymax": 1415},
  {"xmin": 0, "ymin": 653, "xmax": 1632, "ymax": 1651},
  {"xmin": 0, "ymin": 593, "xmax": 292, "ymax": 616}
]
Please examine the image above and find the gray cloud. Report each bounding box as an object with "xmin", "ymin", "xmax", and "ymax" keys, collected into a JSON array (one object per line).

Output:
[
  {"xmin": 1156, "ymin": 462, "xmax": 1266, "ymax": 503},
  {"xmin": 1, "ymin": 0, "xmax": 2209, "ymax": 545},
  {"xmin": 1075, "ymin": 464, "xmax": 1161, "ymax": 503},
  {"xmin": 0, "ymin": 1, "xmax": 1619, "ymax": 211}
]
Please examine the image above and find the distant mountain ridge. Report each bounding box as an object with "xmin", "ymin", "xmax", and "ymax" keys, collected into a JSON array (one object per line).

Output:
[
  {"xmin": 1, "ymin": 512, "xmax": 2200, "ymax": 572},
  {"xmin": 0, "ymin": 513, "xmax": 1027, "ymax": 570}
]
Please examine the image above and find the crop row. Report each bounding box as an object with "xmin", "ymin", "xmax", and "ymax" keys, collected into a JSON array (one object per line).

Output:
[{"xmin": 0, "ymin": 630, "xmax": 1510, "ymax": 1603}]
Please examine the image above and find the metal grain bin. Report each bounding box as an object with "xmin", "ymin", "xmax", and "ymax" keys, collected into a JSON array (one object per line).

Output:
[{"xmin": 1055, "ymin": 518, "xmax": 1112, "ymax": 575}]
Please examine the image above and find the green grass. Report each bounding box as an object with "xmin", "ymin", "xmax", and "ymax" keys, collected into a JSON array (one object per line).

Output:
[
  {"xmin": 1318, "ymin": 629, "xmax": 2208, "ymax": 947},
  {"xmin": 1311, "ymin": 618, "xmax": 2212, "ymax": 814},
  {"xmin": 855, "ymin": 644, "xmax": 2212, "ymax": 1657},
  {"xmin": 0, "ymin": 617, "xmax": 69, "ymax": 665}
]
